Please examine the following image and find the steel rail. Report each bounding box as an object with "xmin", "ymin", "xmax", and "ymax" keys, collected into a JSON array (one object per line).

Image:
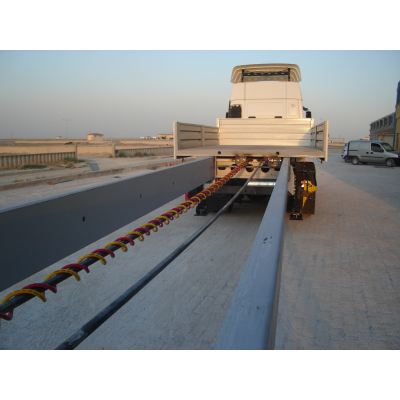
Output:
[
  {"xmin": 55, "ymin": 159, "xmax": 263, "ymax": 350},
  {"xmin": 214, "ymin": 158, "xmax": 290, "ymax": 349}
]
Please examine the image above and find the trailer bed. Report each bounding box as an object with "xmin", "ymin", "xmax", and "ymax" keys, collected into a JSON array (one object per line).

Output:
[
  {"xmin": 175, "ymin": 144, "xmax": 325, "ymax": 158},
  {"xmin": 173, "ymin": 119, "xmax": 329, "ymax": 161}
]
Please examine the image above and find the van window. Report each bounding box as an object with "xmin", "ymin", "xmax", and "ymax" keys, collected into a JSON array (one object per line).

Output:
[
  {"xmin": 371, "ymin": 143, "xmax": 383, "ymax": 152},
  {"xmin": 381, "ymin": 143, "xmax": 394, "ymax": 151}
]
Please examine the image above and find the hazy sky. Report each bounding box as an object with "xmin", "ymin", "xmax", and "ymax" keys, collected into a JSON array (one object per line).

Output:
[{"xmin": 0, "ymin": 50, "xmax": 399, "ymax": 141}]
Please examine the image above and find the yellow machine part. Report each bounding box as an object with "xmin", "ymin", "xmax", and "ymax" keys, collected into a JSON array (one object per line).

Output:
[{"xmin": 301, "ymin": 180, "xmax": 317, "ymax": 206}]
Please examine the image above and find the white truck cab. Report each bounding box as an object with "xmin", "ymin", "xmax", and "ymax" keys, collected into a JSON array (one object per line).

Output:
[{"xmin": 227, "ymin": 64, "xmax": 309, "ymax": 119}]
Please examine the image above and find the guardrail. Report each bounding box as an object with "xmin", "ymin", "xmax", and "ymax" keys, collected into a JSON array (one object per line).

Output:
[{"xmin": 214, "ymin": 157, "xmax": 290, "ymax": 350}]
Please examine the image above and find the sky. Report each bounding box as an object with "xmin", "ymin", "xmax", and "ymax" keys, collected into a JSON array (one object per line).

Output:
[{"xmin": 0, "ymin": 50, "xmax": 399, "ymax": 142}]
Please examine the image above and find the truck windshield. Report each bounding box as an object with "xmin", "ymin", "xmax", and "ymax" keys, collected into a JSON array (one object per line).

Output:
[{"xmin": 381, "ymin": 143, "xmax": 394, "ymax": 151}]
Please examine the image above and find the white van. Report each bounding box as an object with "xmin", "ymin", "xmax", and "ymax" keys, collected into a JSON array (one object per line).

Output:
[{"xmin": 345, "ymin": 140, "xmax": 400, "ymax": 167}]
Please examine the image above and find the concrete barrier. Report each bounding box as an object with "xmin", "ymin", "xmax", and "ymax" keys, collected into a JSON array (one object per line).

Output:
[
  {"xmin": 115, "ymin": 146, "xmax": 173, "ymax": 156},
  {"xmin": 0, "ymin": 146, "xmax": 77, "ymax": 168}
]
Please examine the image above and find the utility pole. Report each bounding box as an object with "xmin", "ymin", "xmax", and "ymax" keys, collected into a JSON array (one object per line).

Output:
[{"xmin": 63, "ymin": 119, "xmax": 71, "ymax": 139}]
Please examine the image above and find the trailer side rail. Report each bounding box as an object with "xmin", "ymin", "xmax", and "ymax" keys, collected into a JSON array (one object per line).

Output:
[
  {"xmin": 310, "ymin": 121, "xmax": 329, "ymax": 160},
  {"xmin": 173, "ymin": 122, "xmax": 219, "ymax": 157},
  {"xmin": 214, "ymin": 158, "xmax": 290, "ymax": 350}
]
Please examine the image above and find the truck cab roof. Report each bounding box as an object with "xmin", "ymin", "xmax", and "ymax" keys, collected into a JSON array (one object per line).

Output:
[{"xmin": 231, "ymin": 64, "xmax": 301, "ymax": 83}]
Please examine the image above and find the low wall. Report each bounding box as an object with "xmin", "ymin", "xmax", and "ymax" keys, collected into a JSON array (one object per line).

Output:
[
  {"xmin": 0, "ymin": 146, "xmax": 77, "ymax": 168},
  {"xmin": 119, "ymin": 140, "xmax": 172, "ymax": 145},
  {"xmin": 77, "ymin": 145, "xmax": 115, "ymax": 157},
  {"xmin": 0, "ymin": 145, "xmax": 77, "ymax": 155},
  {"xmin": 115, "ymin": 146, "xmax": 174, "ymax": 156},
  {"xmin": 15, "ymin": 139, "xmax": 110, "ymax": 144}
]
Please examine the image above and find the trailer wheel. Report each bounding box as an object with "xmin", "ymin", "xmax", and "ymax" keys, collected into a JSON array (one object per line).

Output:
[
  {"xmin": 385, "ymin": 158, "xmax": 395, "ymax": 167},
  {"xmin": 351, "ymin": 157, "xmax": 360, "ymax": 165}
]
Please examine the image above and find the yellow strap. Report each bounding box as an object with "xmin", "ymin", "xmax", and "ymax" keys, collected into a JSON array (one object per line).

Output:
[
  {"xmin": 45, "ymin": 269, "xmax": 81, "ymax": 282},
  {"xmin": 176, "ymin": 204, "xmax": 188, "ymax": 213},
  {"xmin": 184, "ymin": 200, "xmax": 195, "ymax": 208},
  {"xmin": 141, "ymin": 223, "xmax": 158, "ymax": 232},
  {"xmin": 168, "ymin": 210, "xmax": 179, "ymax": 218},
  {"xmin": 192, "ymin": 196, "xmax": 202, "ymax": 203},
  {"xmin": 77, "ymin": 253, "xmax": 107, "ymax": 265},
  {"xmin": 105, "ymin": 241, "xmax": 128, "ymax": 252},
  {"xmin": 203, "ymin": 189, "xmax": 212, "ymax": 196},
  {"xmin": 155, "ymin": 216, "xmax": 170, "ymax": 225},
  {"xmin": 1, "ymin": 289, "xmax": 47, "ymax": 304},
  {"xmin": 125, "ymin": 231, "xmax": 145, "ymax": 241},
  {"xmin": 304, "ymin": 180, "xmax": 317, "ymax": 193}
]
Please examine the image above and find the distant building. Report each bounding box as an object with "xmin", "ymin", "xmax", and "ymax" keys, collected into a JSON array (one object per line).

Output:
[
  {"xmin": 370, "ymin": 112, "xmax": 395, "ymax": 144},
  {"xmin": 56, "ymin": 136, "xmax": 62, "ymax": 139},
  {"xmin": 87, "ymin": 133, "xmax": 104, "ymax": 141},
  {"xmin": 157, "ymin": 133, "xmax": 173, "ymax": 140}
]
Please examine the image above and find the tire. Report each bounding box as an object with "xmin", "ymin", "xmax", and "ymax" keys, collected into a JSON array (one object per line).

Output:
[
  {"xmin": 344, "ymin": 156, "xmax": 351, "ymax": 163},
  {"xmin": 351, "ymin": 157, "xmax": 360, "ymax": 165},
  {"xmin": 385, "ymin": 158, "xmax": 395, "ymax": 167}
]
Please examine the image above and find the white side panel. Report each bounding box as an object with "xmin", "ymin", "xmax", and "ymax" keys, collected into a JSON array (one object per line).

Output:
[
  {"xmin": 174, "ymin": 122, "xmax": 219, "ymax": 158},
  {"xmin": 245, "ymin": 81, "xmax": 286, "ymax": 99},
  {"xmin": 308, "ymin": 121, "xmax": 329, "ymax": 161},
  {"xmin": 287, "ymin": 101, "xmax": 301, "ymax": 118},
  {"xmin": 229, "ymin": 81, "xmax": 303, "ymax": 118},
  {"xmin": 219, "ymin": 118, "xmax": 313, "ymax": 146},
  {"xmin": 230, "ymin": 83, "xmax": 245, "ymax": 101},
  {"xmin": 246, "ymin": 101, "xmax": 285, "ymax": 118},
  {"xmin": 286, "ymin": 82, "xmax": 302, "ymax": 100}
]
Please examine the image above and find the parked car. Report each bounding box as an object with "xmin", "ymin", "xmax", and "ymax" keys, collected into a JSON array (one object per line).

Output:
[
  {"xmin": 341, "ymin": 144, "xmax": 348, "ymax": 159},
  {"xmin": 345, "ymin": 140, "xmax": 400, "ymax": 167}
]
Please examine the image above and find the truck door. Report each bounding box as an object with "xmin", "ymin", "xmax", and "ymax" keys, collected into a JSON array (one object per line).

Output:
[{"xmin": 369, "ymin": 143, "xmax": 385, "ymax": 163}]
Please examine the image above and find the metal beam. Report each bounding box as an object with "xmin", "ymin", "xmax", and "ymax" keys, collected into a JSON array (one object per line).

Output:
[
  {"xmin": 0, "ymin": 158, "xmax": 214, "ymax": 292},
  {"xmin": 214, "ymin": 158, "xmax": 290, "ymax": 350}
]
